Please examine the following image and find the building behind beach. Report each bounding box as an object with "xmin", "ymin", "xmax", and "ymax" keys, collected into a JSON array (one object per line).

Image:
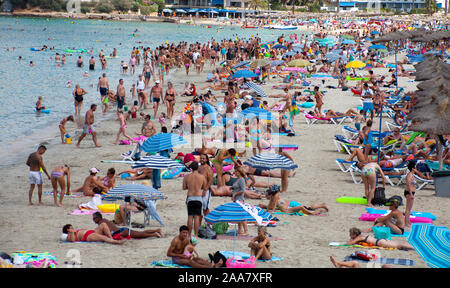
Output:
[{"xmin": 327, "ymin": 0, "xmax": 432, "ymax": 12}]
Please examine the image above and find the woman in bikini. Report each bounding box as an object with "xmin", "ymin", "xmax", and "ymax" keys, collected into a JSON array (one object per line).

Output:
[
  {"xmin": 62, "ymin": 224, "xmax": 126, "ymax": 245},
  {"xmin": 209, "ymin": 171, "xmax": 262, "ymax": 199},
  {"xmin": 59, "ymin": 115, "xmax": 74, "ymax": 144},
  {"xmin": 100, "ymin": 168, "xmax": 116, "ymax": 191},
  {"xmin": 73, "ymin": 84, "xmax": 87, "ymax": 116},
  {"xmin": 50, "ymin": 165, "xmax": 71, "ymax": 207},
  {"xmin": 347, "ymin": 227, "xmax": 413, "ymax": 250},
  {"xmin": 258, "ymin": 186, "xmax": 328, "ymax": 215},
  {"xmin": 313, "ymin": 86, "xmax": 324, "ymax": 117},
  {"xmin": 248, "ymin": 226, "xmax": 271, "ymax": 261},
  {"xmin": 164, "ymin": 81, "xmax": 176, "ymax": 120},
  {"xmin": 404, "ymin": 161, "xmax": 417, "ymax": 228},
  {"xmin": 356, "ymin": 161, "xmax": 386, "ymax": 208},
  {"xmin": 249, "ymin": 117, "xmax": 262, "ymax": 156}
]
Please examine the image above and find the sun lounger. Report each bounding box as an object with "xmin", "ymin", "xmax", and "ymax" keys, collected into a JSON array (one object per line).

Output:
[
  {"xmin": 336, "ymin": 159, "xmax": 357, "ymax": 173},
  {"xmin": 304, "ymin": 113, "xmax": 336, "ymax": 125}
]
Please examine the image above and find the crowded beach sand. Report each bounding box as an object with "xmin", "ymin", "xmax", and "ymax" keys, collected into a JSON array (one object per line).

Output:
[{"xmin": 0, "ymin": 17, "xmax": 449, "ymax": 268}]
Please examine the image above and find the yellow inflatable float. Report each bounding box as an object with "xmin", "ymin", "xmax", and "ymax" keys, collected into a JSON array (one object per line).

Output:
[{"xmin": 97, "ymin": 203, "xmax": 120, "ymax": 213}]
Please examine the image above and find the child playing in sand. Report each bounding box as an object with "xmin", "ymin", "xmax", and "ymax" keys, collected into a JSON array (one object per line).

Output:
[
  {"xmin": 59, "ymin": 115, "xmax": 74, "ymax": 144},
  {"xmin": 183, "ymin": 236, "xmax": 200, "ymax": 260},
  {"xmin": 158, "ymin": 112, "xmax": 166, "ymax": 128},
  {"xmin": 248, "ymin": 226, "xmax": 271, "ymax": 261}
]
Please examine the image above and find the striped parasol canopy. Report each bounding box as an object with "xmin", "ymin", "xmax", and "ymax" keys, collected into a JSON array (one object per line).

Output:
[
  {"xmin": 233, "ymin": 60, "xmax": 250, "ymax": 69},
  {"xmin": 244, "ymin": 152, "xmax": 298, "ymax": 170},
  {"xmin": 140, "ymin": 133, "xmax": 187, "ymax": 153},
  {"xmin": 244, "ymin": 82, "xmax": 267, "ymax": 98},
  {"xmin": 240, "ymin": 107, "xmax": 275, "ymax": 121},
  {"xmin": 204, "ymin": 202, "xmax": 273, "ymax": 224},
  {"xmin": 131, "ymin": 155, "xmax": 185, "ymax": 169},
  {"xmin": 102, "ymin": 184, "xmax": 168, "ymax": 201},
  {"xmin": 407, "ymin": 224, "xmax": 450, "ymax": 268}
]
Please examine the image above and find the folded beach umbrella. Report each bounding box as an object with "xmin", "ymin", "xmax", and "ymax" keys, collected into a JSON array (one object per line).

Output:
[
  {"xmin": 131, "ymin": 155, "xmax": 186, "ymax": 170},
  {"xmin": 234, "ymin": 60, "xmax": 250, "ymax": 69},
  {"xmin": 288, "ymin": 59, "xmax": 311, "ymax": 67},
  {"xmin": 232, "ymin": 69, "xmax": 257, "ymax": 79},
  {"xmin": 407, "ymin": 224, "xmax": 450, "ymax": 268},
  {"xmin": 140, "ymin": 132, "xmax": 187, "ymax": 153},
  {"xmin": 240, "ymin": 107, "xmax": 275, "ymax": 121},
  {"xmin": 103, "ymin": 184, "xmax": 167, "ymax": 201},
  {"xmin": 244, "ymin": 82, "xmax": 267, "ymax": 98},
  {"xmin": 346, "ymin": 60, "xmax": 366, "ymax": 69},
  {"xmin": 244, "ymin": 152, "xmax": 298, "ymax": 171}
]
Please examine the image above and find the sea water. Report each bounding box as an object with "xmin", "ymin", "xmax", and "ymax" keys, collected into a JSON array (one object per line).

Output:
[{"xmin": 0, "ymin": 16, "xmax": 303, "ymax": 167}]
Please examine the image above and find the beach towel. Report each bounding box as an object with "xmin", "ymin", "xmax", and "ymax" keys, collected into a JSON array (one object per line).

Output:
[
  {"xmin": 216, "ymin": 231, "xmax": 283, "ymax": 241},
  {"xmin": 220, "ymin": 251, "xmax": 283, "ymax": 262},
  {"xmin": 69, "ymin": 209, "xmax": 114, "ymax": 216},
  {"xmin": 11, "ymin": 252, "xmax": 58, "ymax": 268},
  {"xmin": 344, "ymin": 256, "xmax": 414, "ymax": 266},
  {"xmin": 43, "ymin": 191, "xmax": 86, "ymax": 198},
  {"xmin": 151, "ymin": 259, "xmax": 191, "ymax": 268},
  {"xmin": 328, "ymin": 242, "xmax": 396, "ymax": 250}
]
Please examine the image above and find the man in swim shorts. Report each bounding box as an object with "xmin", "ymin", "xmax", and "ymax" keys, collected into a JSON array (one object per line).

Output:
[
  {"xmin": 76, "ymin": 104, "xmax": 101, "ymax": 148},
  {"xmin": 26, "ymin": 145, "xmax": 50, "ymax": 205},
  {"xmin": 183, "ymin": 162, "xmax": 207, "ymax": 237},
  {"xmin": 97, "ymin": 73, "xmax": 109, "ymax": 113},
  {"xmin": 149, "ymin": 80, "xmax": 163, "ymax": 119},
  {"xmin": 116, "ymin": 78, "xmax": 126, "ymax": 111},
  {"xmin": 167, "ymin": 225, "xmax": 216, "ymax": 268}
]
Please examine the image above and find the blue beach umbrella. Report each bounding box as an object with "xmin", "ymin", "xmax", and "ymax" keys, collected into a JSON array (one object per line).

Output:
[
  {"xmin": 371, "ymin": 31, "xmax": 380, "ymax": 35},
  {"xmin": 205, "ymin": 202, "xmax": 274, "ymax": 224},
  {"xmin": 234, "ymin": 60, "xmax": 250, "ymax": 69},
  {"xmin": 407, "ymin": 224, "xmax": 450, "ymax": 268},
  {"xmin": 103, "ymin": 183, "xmax": 167, "ymax": 201},
  {"xmin": 273, "ymin": 44, "xmax": 287, "ymax": 50},
  {"xmin": 244, "ymin": 82, "xmax": 267, "ymax": 98},
  {"xmin": 244, "ymin": 152, "xmax": 298, "ymax": 171},
  {"xmin": 240, "ymin": 107, "xmax": 275, "ymax": 121},
  {"xmin": 140, "ymin": 133, "xmax": 187, "ymax": 153},
  {"xmin": 369, "ymin": 44, "xmax": 387, "ymax": 50},
  {"xmin": 232, "ymin": 70, "xmax": 257, "ymax": 79},
  {"xmin": 342, "ymin": 39, "xmax": 356, "ymax": 45},
  {"xmin": 131, "ymin": 155, "xmax": 186, "ymax": 169}
]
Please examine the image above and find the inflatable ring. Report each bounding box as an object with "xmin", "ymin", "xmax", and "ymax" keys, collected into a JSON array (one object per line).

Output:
[
  {"xmin": 97, "ymin": 204, "xmax": 120, "ymax": 213},
  {"xmin": 226, "ymin": 257, "xmax": 257, "ymax": 268}
]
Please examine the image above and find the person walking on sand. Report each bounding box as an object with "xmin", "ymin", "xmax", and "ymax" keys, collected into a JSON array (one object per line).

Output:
[
  {"xmin": 50, "ymin": 165, "xmax": 71, "ymax": 207},
  {"xmin": 97, "ymin": 73, "xmax": 109, "ymax": 113},
  {"xmin": 356, "ymin": 161, "xmax": 386, "ymax": 208},
  {"xmin": 149, "ymin": 80, "xmax": 163, "ymax": 119},
  {"xmin": 113, "ymin": 110, "xmax": 133, "ymax": 145},
  {"xmin": 76, "ymin": 104, "xmax": 101, "ymax": 148},
  {"xmin": 183, "ymin": 162, "xmax": 207, "ymax": 237},
  {"xmin": 26, "ymin": 145, "xmax": 50, "ymax": 205},
  {"xmin": 116, "ymin": 79, "xmax": 126, "ymax": 111}
]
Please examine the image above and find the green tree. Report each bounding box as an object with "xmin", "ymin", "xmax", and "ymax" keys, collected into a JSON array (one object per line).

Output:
[
  {"xmin": 96, "ymin": 1, "xmax": 115, "ymax": 13},
  {"xmin": 111, "ymin": 0, "xmax": 134, "ymax": 12}
]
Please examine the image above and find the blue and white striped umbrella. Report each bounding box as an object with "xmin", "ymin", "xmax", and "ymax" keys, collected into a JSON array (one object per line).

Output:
[
  {"xmin": 244, "ymin": 82, "xmax": 267, "ymax": 98},
  {"xmin": 131, "ymin": 155, "xmax": 186, "ymax": 169},
  {"xmin": 407, "ymin": 224, "xmax": 450, "ymax": 268},
  {"xmin": 244, "ymin": 152, "xmax": 298, "ymax": 170},
  {"xmin": 234, "ymin": 60, "xmax": 250, "ymax": 69},
  {"xmin": 103, "ymin": 184, "xmax": 167, "ymax": 201},
  {"xmin": 140, "ymin": 133, "xmax": 187, "ymax": 153},
  {"xmin": 204, "ymin": 202, "xmax": 273, "ymax": 224},
  {"xmin": 240, "ymin": 107, "xmax": 275, "ymax": 121}
]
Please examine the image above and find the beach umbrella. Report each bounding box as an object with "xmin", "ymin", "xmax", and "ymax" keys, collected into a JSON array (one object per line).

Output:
[
  {"xmin": 250, "ymin": 59, "xmax": 270, "ymax": 68},
  {"xmin": 272, "ymin": 44, "xmax": 287, "ymax": 50},
  {"xmin": 231, "ymin": 70, "xmax": 257, "ymax": 79},
  {"xmin": 244, "ymin": 82, "xmax": 267, "ymax": 98},
  {"xmin": 283, "ymin": 67, "xmax": 307, "ymax": 73},
  {"xmin": 342, "ymin": 39, "xmax": 356, "ymax": 45},
  {"xmin": 240, "ymin": 107, "xmax": 275, "ymax": 121},
  {"xmin": 131, "ymin": 155, "xmax": 186, "ymax": 169},
  {"xmin": 234, "ymin": 60, "xmax": 250, "ymax": 69},
  {"xmin": 270, "ymin": 60, "xmax": 285, "ymax": 67},
  {"xmin": 369, "ymin": 44, "xmax": 387, "ymax": 50},
  {"xmin": 288, "ymin": 59, "xmax": 311, "ymax": 67},
  {"xmin": 371, "ymin": 31, "xmax": 380, "ymax": 35},
  {"xmin": 103, "ymin": 183, "xmax": 167, "ymax": 201},
  {"xmin": 282, "ymin": 51, "xmax": 296, "ymax": 57},
  {"xmin": 244, "ymin": 152, "xmax": 298, "ymax": 171},
  {"xmin": 162, "ymin": 8, "xmax": 173, "ymax": 13},
  {"xmin": 325, "ymin": 53, "xmax": 347, "ymax": 63},
  {"xmin": 205, "ymin": 201, "xmax": 274, "ymax": 259},
  {"xmin": 176, "ymin": 9, "xmax": 186, "ymax": 13},
  {"xmin": 140, "ymin": 132, "xmax": 187, "ymax": 153},
  {"xmin": 407, "ymin": 224, "xmax": 450, "ymax": 268},
  {"xmin": 345, "ymin": 60, "xmax": 366, "ymax": 69}
]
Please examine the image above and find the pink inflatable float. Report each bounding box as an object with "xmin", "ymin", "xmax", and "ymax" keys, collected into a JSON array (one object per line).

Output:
[{"xmin": 359, "ymin": 213, "xmax": 432, "ymax": 223}]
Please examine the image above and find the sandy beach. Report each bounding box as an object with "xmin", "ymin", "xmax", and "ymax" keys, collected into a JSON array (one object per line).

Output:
[{"xmin": 1, "ymin": 40, "xmax": 449, "ymax": 269}]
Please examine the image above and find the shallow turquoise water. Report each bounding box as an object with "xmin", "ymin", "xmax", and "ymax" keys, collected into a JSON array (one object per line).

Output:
[{"xmin": 0, "ymin": 16, "xmax": 302, "ymax": 165}]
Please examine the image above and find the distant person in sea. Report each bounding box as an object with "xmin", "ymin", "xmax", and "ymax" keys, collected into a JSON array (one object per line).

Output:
[
  {"xmin": 73, "ymin": 84, "xmax": 87, "ymax": 116},
  {"xmin": 76, "ymin": 104, "xmax": 101, "ymax": 148},
  {"xmin": 35, "ymin": 96, "xmax": 46, "ymax": 112},
  {"xmin": 26, "ymin": 145, "xmax": 50, "ymax": 206}
]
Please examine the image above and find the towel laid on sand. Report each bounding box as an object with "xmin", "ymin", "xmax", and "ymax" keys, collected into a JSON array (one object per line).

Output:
[
  {"xmin": 220, "ymin": 251, "xmax": 283, "ymax": 262},
  {"xmin": 151, "ymin": 259, "xmax": 191, "ymax": 268},
  {"xmin": 344, "ymin": 256, "xmax": 414, "ymax": 266}
]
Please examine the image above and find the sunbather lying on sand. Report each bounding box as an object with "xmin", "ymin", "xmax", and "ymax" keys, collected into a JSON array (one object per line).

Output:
[
  {"xmin": 61, "ymin": 223, "xmax": 126, "ymax": 244},
  {"xmin": 258, "ymin": 185, "xmax": 328, "ymax": 215},
  {"xmin": 346, "ymin": 227, "xmax": 413, "ymax": 250}
]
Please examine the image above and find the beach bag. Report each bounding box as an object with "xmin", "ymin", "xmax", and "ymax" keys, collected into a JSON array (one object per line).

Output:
[
  {"xmin": 212, "ymin": 222, "xmax": 229, "ymax": 235},
  {"xmin": 371, "ymin": 187, "xmax": 387, "ymax": 206},
  {"xmin": 208, "ymin": 251, "xmax": 227, "ymax": 268},
  {"xmin": 198, "ymin": 224, "xmax": 217, "ymax": 239}
]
